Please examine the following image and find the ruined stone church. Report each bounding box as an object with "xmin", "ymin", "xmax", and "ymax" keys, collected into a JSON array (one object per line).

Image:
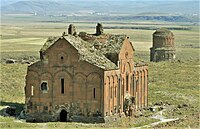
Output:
[
  {"xmin": 150, "ymin": 29, "xmax": 176, "ymax": 62},
  {"xmin": 25, "ymin": 23, "xmax": 148, "ymax": 122}
]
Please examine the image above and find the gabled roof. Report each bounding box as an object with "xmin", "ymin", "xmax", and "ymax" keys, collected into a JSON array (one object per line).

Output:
[
  {"xmin": 40, "ymin": 36, "xmax": 60, "ymax": 53},
  {"xmin": 80, "ymin": 34, "xmax": 127, "ymax": 55},
  {"xmin": 96, "ymin": 34, "xmax": 127, "ymax": 54},
  {"xmin": 40, "ymin": 35, "xmax": 117, "ymax": 70}
]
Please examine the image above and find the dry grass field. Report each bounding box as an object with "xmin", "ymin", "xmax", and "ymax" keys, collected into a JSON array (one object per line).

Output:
[{"xmin": 0, "ymin": 15, "xmax": 199, "ymax": 128}]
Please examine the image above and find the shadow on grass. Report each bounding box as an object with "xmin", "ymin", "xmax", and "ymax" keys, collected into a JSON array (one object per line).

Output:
[{"xmin": 0, "ymin": 101, "xmax": 24, "ymax": 118}]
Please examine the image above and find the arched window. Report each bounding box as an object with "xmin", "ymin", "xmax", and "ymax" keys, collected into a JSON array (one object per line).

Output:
[{"xmin": 41, "ymin": 81, "xmax": 48, "ymax": 93}]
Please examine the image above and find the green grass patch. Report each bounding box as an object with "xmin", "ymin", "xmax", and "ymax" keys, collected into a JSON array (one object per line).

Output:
[{"xmin": 0, "ymin": 19, "xmax": 199, "ymax": 128}]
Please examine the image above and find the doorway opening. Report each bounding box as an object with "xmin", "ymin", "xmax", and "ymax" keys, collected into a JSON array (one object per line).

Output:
[{"xmin": 60, "ymin": 110, "xmax": 67, "ymax": 122}]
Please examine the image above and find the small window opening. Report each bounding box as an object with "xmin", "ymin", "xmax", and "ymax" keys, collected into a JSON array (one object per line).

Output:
[
  {"xmin": 31, "ymin": 86, "xmax": 34, "ymax": 96},
  {"xmin": 126, "ymin": 75, "xmax": 129, "ymax": 92},
  {"xmin": 93, "ymin": 88, "xmax": 96, "ymax": 99},
  {"xmin": 61, "ymin": 78, "xmax": 64, "ymax": 94},
  {"xmin": 61, "ymin": 56, "xmax": 64, "ymax": 60},
  {"xmin": 41, "ymin": 82, "xmax": 48, "ymax": 93}
]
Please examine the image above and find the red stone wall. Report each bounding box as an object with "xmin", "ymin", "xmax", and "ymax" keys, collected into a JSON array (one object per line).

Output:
[
  {"xmin": 25, "ymin": 38, "xmax": 104, "ymax": 116},
  {"xmin": 102, "ymin": 38, "xmax": 148, "ymax": 116},
  {"xmin": 25, "ymin": 37, "xmax": 148, "ymax": 120}
]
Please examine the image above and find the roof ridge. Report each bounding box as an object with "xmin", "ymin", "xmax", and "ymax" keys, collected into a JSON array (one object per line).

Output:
[
  {"xmin": 40, "ymin": 35, "xmax": 117, "ymax": 70},
  {"xmin": 63, "ymin": 35, "xmax": 117, "ymax": 70}
]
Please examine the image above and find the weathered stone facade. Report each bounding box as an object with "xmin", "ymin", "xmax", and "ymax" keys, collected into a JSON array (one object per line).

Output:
[
  {"xmin": 25, "ymin": 24, "xmax": 148, "ymax": 123},
  {"xmin": 150, "ymin": 29, "xmax": 176, "ymax": 62}
]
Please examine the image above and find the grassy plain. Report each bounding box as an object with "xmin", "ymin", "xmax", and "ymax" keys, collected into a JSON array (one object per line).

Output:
[{"xmin": 0, "ymin": 15, "xmax": 199, "ymax": 128}]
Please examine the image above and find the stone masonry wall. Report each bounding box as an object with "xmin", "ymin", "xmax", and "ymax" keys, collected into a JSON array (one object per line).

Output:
[{"xmin": 25, "ymin": 38, "xmax": 104, "ymax": 122}]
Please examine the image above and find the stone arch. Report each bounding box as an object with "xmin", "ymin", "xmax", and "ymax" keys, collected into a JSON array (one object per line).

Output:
[
  {"xmin": 109, "ymin": 75, "xmax": 114, "ymax": 114},
  {"xmin": 26, "ymin": 70, "xmax": 40, "ymax": 97},
  {"xmin": 53, "ymin": 70, "xmax": 73, "ymax": 101},
  {"xmin": 139, "ymin": 70, "xmax": 143, "ymax": 108},
  {"xmin": 132, "ymin": 72, "xmax": 135, "ymax": 96},
  {"xmin": 104, "ymin": 76, "xmax": 110, "ymax": 116},
  {"xmin": 106, "ymin": 76, "xmax": 110, "ymax": 86},
  {"xmin": 40, "ymin": 72, "xmax": 53, "ymax": 81},
  {"xmin": 116, "ymin": 74, "xmax": 121, "ymax": 110},
  {"xmin": 143, "ymin": 69, "xmax": 148, "ymax": 106},
  {"xmin": 141, "ymin": 70, "xmax": 146, "ymax": 107},
  {"xmin": 87, "ymin": 72, "xmax": 102, "ymax": 113},
  {"xmin": 87, "ymin": 73, "xmax": 101, "ymax": 99},
  {"xmin": 135, "ymin": 71, "xmax": 139, "ymax": 109},
  {"xmin": 87, "ymin": 72, "xmax": 101, "ymax": 79},
  {"xmin": 105, "ymin": 76, "xmax": 110, "ymax": 100},
  {"xmin": 74, "ymin": 72, "xmax": 87, "ymax": 77},
  {"xmin": 113, "ymin": 75, "xmax": 118, "ymax": 110},
  {"xmin": 40, "ymin": 72, "xmax": 53, "ymax": 94},
  {"xmin": 110, "ymin": 75, "xmax": 114, "ymax": 99},
  {"xmin": 73, "ymin": 73, "xmax": 87, "ymax": 101},
  {"xmin": 113, "ymin": 75, "xmax": 118, "ymax": 98},
  {"xmin": 122, "ymin": 62, "xmax": 132, "ymax": 74},
  {"xmin": 130, "ymin": 72, "xmax": 134, "ymax": 96},
  {"xmin": 54, "ymin": 70, "xmax": 73, "ymax": 79},
  {"xmin": 60, "ymin": 109, "xmax": 68, "ymax": 122}
]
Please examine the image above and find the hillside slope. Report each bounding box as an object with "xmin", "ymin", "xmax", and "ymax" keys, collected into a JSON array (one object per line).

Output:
[{"xmin": 1, "ymin": 0, "xmax": 199, "ymax": 15}]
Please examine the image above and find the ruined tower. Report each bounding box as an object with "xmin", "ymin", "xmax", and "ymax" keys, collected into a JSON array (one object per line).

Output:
[
  {"xmin": 150, "ymin": 29, "xmax": 176, "ymax": 62},
  {"xmin": 96, "ymin": 23, "xmax": 103, "ymax": 36},
  {"xmin": 68, "ymin": 24, "xmax": 76, "ymax": 36}
]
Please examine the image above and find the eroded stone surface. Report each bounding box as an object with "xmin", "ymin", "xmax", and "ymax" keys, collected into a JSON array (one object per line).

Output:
[
  {"xmin": 25, "ymin": 23, "xmax": 148, "ymax": 123},
  {"xmin": 150, "ymin": 29, "xmax": 176, "ymax": 62}
]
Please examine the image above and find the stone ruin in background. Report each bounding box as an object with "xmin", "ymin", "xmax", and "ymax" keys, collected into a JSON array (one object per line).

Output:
[
  {"xmin": 150, "ymin": 29, "xmax": 176, "ymax": 62},
  {"xmin": 68, "ymin": 24, "xmax": 76, "ymax": 36},
  {"xmin": 96, "ymin": 23, "xmax": 103, "ymax": 36}
]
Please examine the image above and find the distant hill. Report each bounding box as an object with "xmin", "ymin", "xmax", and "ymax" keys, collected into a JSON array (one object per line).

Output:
[
  {"xmin": 1, "ymin": 1, "xmax": 71, "ymax": 14},
  {"xmin": 1, "ymin": 0, "xmax": 199, "ymax": 22}
]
